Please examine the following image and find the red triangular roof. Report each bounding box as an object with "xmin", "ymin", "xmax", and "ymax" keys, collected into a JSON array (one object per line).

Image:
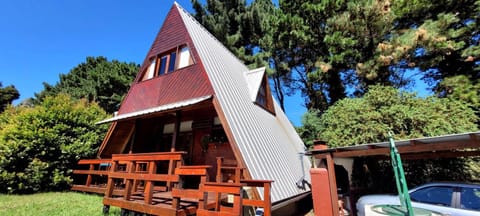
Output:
[{"xmin": 117, "ymin": 4, "xmax": 213, "ymax": 114}]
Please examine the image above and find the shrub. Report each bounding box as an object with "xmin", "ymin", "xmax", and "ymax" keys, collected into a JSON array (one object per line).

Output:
[{"xmin": 0, "ymin": 94, "xmax": 108, "ymax": 193}]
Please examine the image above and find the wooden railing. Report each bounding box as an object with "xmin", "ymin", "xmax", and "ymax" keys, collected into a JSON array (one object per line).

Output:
[
  {"xmin": 172, "ymin": 165, "xmax": 211, "ymax": 212},
  {"xmin": 195, "ymin": 180, "xmax": 273, "ymax": 216},
  {"xmin": 197, "ymin": 182, "xmax": 244, "ymax": 216},
  {"xmin": 216, "ymin": 157, "xmax": 244, "ymax": 183},
  {"xmin": 241, "ymin": 179, "xmax": 273, "ymax": 216},
  {"xmin": 103, "ymin": 152, "xmax": 186, "ymax": 206},
  {"xmin": 71, "ymin": 159, "xmax": 112, "ymax": 194},
  {"xmin": 197, "ymin": 157, "xmax": 273, "ymax": 216},
  {"xmin": 72, "ymin": 153, "xmax": 274, "ymax": 216}
]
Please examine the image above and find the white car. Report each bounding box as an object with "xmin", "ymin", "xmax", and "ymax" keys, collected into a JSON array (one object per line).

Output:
[{"xmin": 356, "ymin": 182, "xmax": 480, "ymax": 216}]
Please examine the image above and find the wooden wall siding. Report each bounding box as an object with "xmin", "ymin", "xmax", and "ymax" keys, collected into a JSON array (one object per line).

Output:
[
  {"xmin": 117, "ymin": 5, "xmax": 212, "ymax": 115},
  {"xmin": 100, "ymin": 121, "xmax": 135, "ymax": 157},
  {"xmin": 118, "ymin": 66, "xmax": 213, "ymax": 114}
]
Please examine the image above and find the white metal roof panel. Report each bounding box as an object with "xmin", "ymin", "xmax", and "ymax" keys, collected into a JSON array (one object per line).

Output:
[
  {"xmin": 176, "ymin": 3, "xmax": 311, "ymax": 202},
  {"xmin": 309, "ymin": 131, "xmax": 480, "ymax": 153},
  {"xmin": 96, "ymin": 95, "xmax": 212, "ymax": 124}
]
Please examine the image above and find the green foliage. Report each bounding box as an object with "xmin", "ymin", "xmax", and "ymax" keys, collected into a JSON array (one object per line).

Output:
[
  {"xmin": 191, "ymin": 0, "xmax": 273, "ymax": 68},
  {"xmin": 436, "ymin": 75, "xmax": 480, "ymax": 118},
  {"xmin": 0, "ymin": 82, "xmax": 20, "ymax": 113},
  {"xmin": 305, "ymin": 85, "xmax": 478, "ymax": 147},
  {"xmin": 259, "ymin": 0, "xmax": 480, "ymax": 112},
  {"xmin": 0, "ymin": 94, "xmax": 108, "ymax": 194},
  {"xmin": 300, "ymin": 85, "xmax": 479, "ymax": 192},
  {"xmin": 34, "ymin": 56, "xmax": 139, "ymax": 113}
]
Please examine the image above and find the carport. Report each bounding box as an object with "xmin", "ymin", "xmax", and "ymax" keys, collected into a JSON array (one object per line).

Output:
[{"xmin": 306, "ymin": 131, "xmax": 480, "ymax": 216}]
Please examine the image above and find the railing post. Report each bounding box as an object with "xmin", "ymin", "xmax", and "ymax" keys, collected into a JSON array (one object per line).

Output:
[
  {"xmin": 264, "ymin": 181, "xmax": 272, "ymax": 216},
  {"xmin": 85, "ymin": 164, "xmax": 94, "ymax": 187},
  {"xmin": 144, "ymin": 161, "xmax": 157, "ymax": 205},
  {"xmin": 105, "ymin": 161, "xmax": 118, "ymax": 198},
  {"xmin": 216, "ymin": 157, "xmax": 224, "ymax": 182},
  {"xmin": 123, "ymin": 161, "xmax": 135, "ymax": 201}
]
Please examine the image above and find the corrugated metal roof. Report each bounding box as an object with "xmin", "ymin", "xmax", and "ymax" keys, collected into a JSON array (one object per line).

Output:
[
  {"xmin": 307, "ymin": 131, "xmax": 480, "ymax": 156},
  {"xmin": 340, "ymin": 131, "xmax": 479, "ymax": 151},
  {"xmin": 97, "ymin": 95, "xmax": 212, "ymax": 124},
  {"xmin": 176, "ymin": 3, "xmax": 311, "ymax": 202}
]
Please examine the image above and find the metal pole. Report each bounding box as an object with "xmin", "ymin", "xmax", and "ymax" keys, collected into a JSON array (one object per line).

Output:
[{"xmin": 388, "ymin": 132, "xmax": 414, "ymax": 216}]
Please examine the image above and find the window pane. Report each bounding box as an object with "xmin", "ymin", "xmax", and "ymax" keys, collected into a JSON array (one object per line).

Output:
[
  {"xmin": 256, "ymin": 80, "xmax": 267, "ymax": 107},
  {"xmin": 158, "ymin": 56, "xmax": 167, "ymax": 76},
  {"xmin": 410, "ymin": 186, "xmax": 453, "ymax": 207},
  {"xmin": 142, "ymin": 60, "xmax": 156, "ymax": 81},
  {"xmin": 178, "ymin": 47, "xmax": 193, "ymax": 69},
  {"xmin": 460, "ymin": 187, "xmax": 480, "ymax": 210},
  {"xmin": 148, "ymin": 61, "xmax": 156, "ymax": 78},
  {"xmin": 168, "ymin": 51, "xmax": 176, "ymax": 72}
]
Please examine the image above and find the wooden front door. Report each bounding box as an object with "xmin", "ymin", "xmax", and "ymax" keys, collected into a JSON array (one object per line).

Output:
[{"xmin": 191, "ymin": 128, "xmax": 210, "ymax": 165}]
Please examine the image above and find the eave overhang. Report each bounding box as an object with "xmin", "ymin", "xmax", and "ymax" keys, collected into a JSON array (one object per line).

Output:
[{"xmin": 96, "ymin": 95, "xmax": 213, "ymax": 124}]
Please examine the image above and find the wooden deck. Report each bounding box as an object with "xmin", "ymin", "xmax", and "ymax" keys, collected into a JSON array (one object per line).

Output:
[{"xmin": 72, "ymin": 152, "xmax": 273, "ymax": 216}]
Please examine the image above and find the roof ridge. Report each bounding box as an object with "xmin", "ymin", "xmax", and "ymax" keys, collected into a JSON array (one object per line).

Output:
[{"xmin": 174, "ymin": 3, "xmax": 249, "ymax": 73}]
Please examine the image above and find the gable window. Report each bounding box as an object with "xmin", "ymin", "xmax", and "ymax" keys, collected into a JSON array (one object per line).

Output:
[
  {"xmin": 255, "ymin": 75, "xmax": 275, "ymax": 114},
  {"xmin": 145, "ymin": 60, "xmax": 156, "ymax": 79},
  {"xmin": 256, "ymin": 80, "xmax": 267, "ymax": 107},
  {"xmin": 141, "ymin": 45, "xmax": 194, "ymax": 81}
]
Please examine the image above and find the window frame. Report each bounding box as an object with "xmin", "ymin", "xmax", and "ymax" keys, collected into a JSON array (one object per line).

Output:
[
  {"xmin": 140, "ymin": 44, "xmax": 194, "ymax": 81},
  {"xmin": 254, "ymin": 74, "xmax": 276, "ymax": 115}
]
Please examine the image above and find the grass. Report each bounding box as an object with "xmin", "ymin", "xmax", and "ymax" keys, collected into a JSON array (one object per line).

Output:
[{"xmin": 0, "ymin": 192, "xmax": 121, "ymax": 216}]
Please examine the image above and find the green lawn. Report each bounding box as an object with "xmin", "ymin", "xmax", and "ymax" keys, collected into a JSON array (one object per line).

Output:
[{"xmin": 0, "ymin": 192, "xmax": 121, "ymax": 216}]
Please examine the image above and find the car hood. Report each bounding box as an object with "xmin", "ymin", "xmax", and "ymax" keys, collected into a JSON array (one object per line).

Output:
[{"xmin": 357, "ymin": 194, "xmax": 401, "ymax": 206}]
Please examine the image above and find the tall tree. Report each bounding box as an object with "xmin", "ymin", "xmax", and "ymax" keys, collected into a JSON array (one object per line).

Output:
[
  {"xmin": 388, "ymin": 0, "xmax": 480, "ymax": 83},
  {"xmin": 0, "ymin": 82, "xmax": 20, "ymax": 113},
  {"xmin": 261, "ymin": 0, "xmax": 480, "ymax": 112},
  {"xmin": 191, "ymin": 0, "xmax": 274, "ymax": 68},
  {"xmin": 34, "ymin": 56, "xmax": 139, "ymax": 113},
  {"xmin": 436, "ymin": 75, "xmax": 480, "ymax": 123}
]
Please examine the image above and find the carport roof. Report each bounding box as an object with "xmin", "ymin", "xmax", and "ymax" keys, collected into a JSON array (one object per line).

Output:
[{"xmin": 307, "ymin": 131, "xmax": 480, "ymax": 159}]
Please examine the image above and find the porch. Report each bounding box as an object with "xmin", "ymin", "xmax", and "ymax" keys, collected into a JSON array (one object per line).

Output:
[{"xmin": 72, "ymin": 151, "xmax": 273, "ymax": 216}]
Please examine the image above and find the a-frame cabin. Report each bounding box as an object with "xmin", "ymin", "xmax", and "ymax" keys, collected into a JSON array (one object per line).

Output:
[{"xmin": 73, "ymin": 3, "xmax": 311, "ymax": 215}]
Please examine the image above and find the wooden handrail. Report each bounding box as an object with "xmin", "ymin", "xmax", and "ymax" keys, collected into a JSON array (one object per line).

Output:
[
  {"xmin": 241, "ymin": 179, "xmax": 273, "ymax": 216},
  {"xmin": 111, "ymin": 151, "xmax": 186, "ymax": 162},
  {"xmin": 77, "ymin": 159, "xmax": 111, "ymax": 165},
  {"xmin": 104, "ymin": 152, "xmax": 185, "ymax": 207},
  {"xmin": 72, "ymin": 159, "xmax": 112, "ymax": 190},
  {"xmin": 197, "ymin": 182, "xmax": 244, "ymax": 216},
  {"xmin": 171, "ymin": 165, "xmax": 211, "ymax": 210},
  {"xmin": 216, "ymin": 157, "xmax": 244, "ymax": 183}
]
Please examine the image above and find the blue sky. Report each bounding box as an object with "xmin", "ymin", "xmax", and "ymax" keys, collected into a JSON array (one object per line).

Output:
[
  {"xmin": 0, "ymin": 0, "xmax": 307, "ymax": 125},
  {"xmin": 0, "ymin": 1, "xmax": 433, "ymax": 126}
]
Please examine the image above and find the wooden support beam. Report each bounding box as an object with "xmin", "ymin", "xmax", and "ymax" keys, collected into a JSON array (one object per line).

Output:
[
  {"xmin": 333, "ymin": 140, "xmax": 480, "ymax": 158},
  {"xmin": 326, "ymin": 154, "xmax": 339, "ymax": 216},
  {"xmin": 401, "ymin": 150, "xmax": 480, "ymax": 160},
  {"xmin": 111, "ymin": 152, "xmax": 185, "ymax": 161},
  {"xmin": 171, "ymin": 110, "xmax": 181, "ymax": 152}
]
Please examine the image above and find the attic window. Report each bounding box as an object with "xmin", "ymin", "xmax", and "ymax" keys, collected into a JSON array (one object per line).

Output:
[
  {"xmin": 141, "ymin": 45, "xmax": 194, "ymax": 81},
  {"xmin": 255, "ymin": 75, "xmax": 275, "ymax": 114}
]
